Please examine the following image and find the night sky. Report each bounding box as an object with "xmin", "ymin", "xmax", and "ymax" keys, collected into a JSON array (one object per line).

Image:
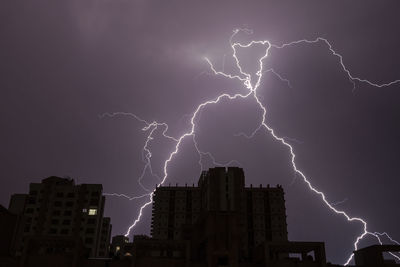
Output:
[{"xmin": 1, "ymin": 1, "xmax": 400, "ymax": 264}]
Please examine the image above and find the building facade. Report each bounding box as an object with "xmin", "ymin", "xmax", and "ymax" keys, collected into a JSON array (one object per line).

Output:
[
  {"xmin": 9, "ymin": 176, "xmax": 111, "ymax": 258},
  {"xmin": 150, "ymin": 167, "xmax": 288, "ymax": 263}
]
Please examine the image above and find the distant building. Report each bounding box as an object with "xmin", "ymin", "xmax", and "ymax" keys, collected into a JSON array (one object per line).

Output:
[
  {"xmin": 353, "ymin": 245, "xmax": 400, "ymax": 266},
  {"xmin": 151, "ymin": 167, "xmax": 288, "ymax": 257},
  {"xmin": 98, "ymin": 217, "xmax": 112, "ymax": 257},
  {"xmin": 0, "ymin": 205, "xmax": 19, "ymax": 257},
  {"xmin": 110, "ymin": 235, "xmax": 130, "ymax": 258},
  {"xmin": 130, "ymin": 167, "xmax": 327, "ymax": 267},
  {"xmin": 9, "ymin": 176, "xmax": 112, "ymax": 258},
  {"xmin": 8, "ymin": 194, "xmax": 28, "ymax": 214}
]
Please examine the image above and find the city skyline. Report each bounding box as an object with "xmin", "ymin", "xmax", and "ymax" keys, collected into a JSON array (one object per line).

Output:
[{"xmin": 2, "ymin": 167, "xmax": 397, "ymax": 266}]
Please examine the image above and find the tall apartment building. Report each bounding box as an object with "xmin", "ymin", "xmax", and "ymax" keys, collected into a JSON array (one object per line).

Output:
[
  {"xmin": 151, "ymin": 167, "xmax": 288, "ymax": 258},
  {"xmin": 8, "ymin": 176, "xmax": 112, "ymax": 257}
]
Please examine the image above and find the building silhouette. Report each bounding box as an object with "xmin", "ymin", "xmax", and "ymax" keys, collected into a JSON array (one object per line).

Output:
[
  {"xmin": 131, "ymin": 167, "xmax": 327, "ymax": 267},
  {"xmin": 7, "ymin": 176, "xmax": 111, "ymax": 258},
  {"xmin": 151, "ymin": 167, "xmax": 288, "ymax": 259},
  {"xmin": 1, "ymin": 169, "xmax": 398, "ymax": 267},
  {"xmin": 353, "ymin": 245, "xmax": 400, "ymax": 266}
]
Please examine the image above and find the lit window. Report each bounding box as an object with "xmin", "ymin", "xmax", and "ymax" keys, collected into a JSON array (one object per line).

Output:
[
  {"xmin": 82, "ymin": 208, "xmax": 87, "ymax": 213},
  {"xmin": 116, "ymin": 246, "xmax": 120, "ymax": 252},
  {"xmin": 88, "ymin": 209, "xmax": 97, "ymax": 215}
]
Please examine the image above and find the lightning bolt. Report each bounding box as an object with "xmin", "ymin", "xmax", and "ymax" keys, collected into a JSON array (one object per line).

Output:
[
  {"xmin": 108, "ymin": 29, "xmax": 400, "ymax": 265},
  {"xmin": 103, "ymin": 192, "xmax": 150, "ymax": 201}
]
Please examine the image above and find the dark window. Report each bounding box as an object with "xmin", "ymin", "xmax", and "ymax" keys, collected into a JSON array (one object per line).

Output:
[
  {"xmin": 66, "ymin": 201, "xmax": 74, "ymax": 207},
  {"xmin": 26, "ymin": 208, "xmax": 34, "ymax": 214},
  {"xmin": 49, "ymin": 228, "xmax": 57, "ymax": 234},
  {"xmin": 90, "ymin": 199, "xmax": 99, "ymax": 205},
  {"xmin": 24, "ymin": 225, "xmax": 31, "ymax": 233},
  {"xmin": 91, "ymin": 191, "xmax": 99, "ymax": 197},
  {"xmin": 86, "ymin": 228, "xmax": 95, "ymax": 234},
  {"xmin": 56, "ymin": 192, "xmax": 63, "ymax": 198},
  {"xmin": 85, "ymin": 237, "xmax": 93, "ymax": 244},
  {"xmin": 64, "ymin": 210, "xmax": 72, "ymax": 216},
  {"xmin": 30, "ymin": 190, "xmax": 38, "ymax": 195},
  {"xmin": 217, "ymin": 257, "xmax": 229, "ymax": 265},
  {"xmin": 60, "ymin": 229, "xmax": 69, "ymax": 235},
  {"xmin": 52, "ymin": 210, "xmax": 61, "ymax": 216},
  {"xmin": 28, "ymin": 197, "xmax": 36, "ymax": 204},
  {"xmin": 62, "ymin": 219, "xmax": 71, "ymax": 225},
  {"xmin": 51, "ymin": 219, "xmax": 59, "ymax": 225},
  {"xmin": 54, "ymin": 201, "xmax": 62, "ymax": 207},
  {"xmin": 87, "ymin": 218, "xmax": 96, "ymax": 224},
  {"xmin": 67, "ymin": 192, "xmax": 75, "ymax": 198}
]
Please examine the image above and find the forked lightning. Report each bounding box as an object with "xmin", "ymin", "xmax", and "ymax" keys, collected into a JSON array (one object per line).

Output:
[{"xmin": 105, "ymin": 29, "xmax": 400, "ymax": 265}]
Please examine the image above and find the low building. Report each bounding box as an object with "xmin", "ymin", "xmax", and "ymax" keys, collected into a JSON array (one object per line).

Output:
[
  {"xmin": 353, "ymin": 245, "xmax": 400, "ymax": 266},
  {"xmin": 0, "ymin": 205, "xmax": 19, "ymax": 257}
]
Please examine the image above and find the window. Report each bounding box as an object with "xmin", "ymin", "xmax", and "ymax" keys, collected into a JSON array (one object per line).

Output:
[
  {"xmin": 85, "ymin": 228, "xmax": 95, "ymax": 234},
  {"xmin": 217, "ymin": 256, "xmax": 228, "ymax": 265},
  {"xmin": 62, "ymin": 219, "xmax": 71, "ymax": 225},
  {"xmin": 56, "ymin": 192, "xmax": 64, "ymax": 198},
  {"xmin": 64, "ymin": 210, "xmax": 72, "ymax": 216},
  {"xmin": 26, "ymin": 208, "xmax": 34, "ymax": 214},
  {"xmin": 60, "ymin": 229, "xmax": 69, "ymax": 235},
  {"xmin": 82, "ymin": 208, "xmax": 87, "ymax": 213},
  {"xmin": 87, "ymin": 218, "xmax": 96, "ymax": 224},
  {"xmin": 54, "ymin": 201, "xmax": 62, "ymax": 207},
  {"xmin": 52, "ymin": 210, "xmax": 61, "ymax": 216},
  {"xmin": 85, "ymin": 237, "xmax": 93, "ymax": 244},
  {"xmin": 67, "ymin": 192, "xmax": 74, "ymax": 198},
  {"xmin": 88, "ymin": 209, "xmax": 97, "ymax": 216},
  {"xmin": 66, "ymin": 201, "xmax": 74, "ymax": 207}
]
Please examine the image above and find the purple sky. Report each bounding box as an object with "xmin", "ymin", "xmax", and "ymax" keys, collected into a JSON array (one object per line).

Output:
[{"xmin": 1, "ymin": 1, "xmax": 400, "ymax": 264}]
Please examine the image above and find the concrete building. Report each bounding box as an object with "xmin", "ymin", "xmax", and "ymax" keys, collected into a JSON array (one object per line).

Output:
[
  {"xmin": 135, "ymin": 167, "xmax": 317, "ymax": 267},
  {"xmin": 0, "ymin": 205, "xmax": 19, "ymax": 257},
  {"xmin": 110, "ymin": 235, "xmax": 130, "ymax": 258},
  {"xmin": 151, "ymin": 167, "xmax": 288, "ymax": 259},
  {"xmin": 9, "ymin": 176, "xmax": 112, "ymax": 258},
  {"xmin": 98, "ymin": 217, "xmax": 112, "ymax": 257},
  {"xmin": 353, "ymin": 245, "xmax": 400, "ymax": 266}
]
